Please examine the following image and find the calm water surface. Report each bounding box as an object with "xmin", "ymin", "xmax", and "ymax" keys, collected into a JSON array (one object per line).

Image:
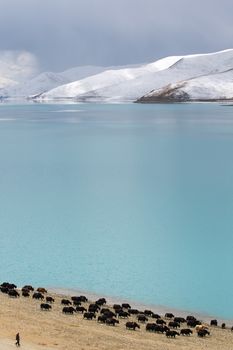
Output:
[{"xmin": 0, "ymin": 102, "xmax": 232, "ymax": 319}]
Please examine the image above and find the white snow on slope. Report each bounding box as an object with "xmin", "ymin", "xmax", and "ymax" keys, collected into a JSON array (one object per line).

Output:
[
  {"xmin": 39, "ymin": 49, "xmax": 233, "ymax": 102},
  {"xmin": 38, "ymin": 55, "xmax": 183, "ymax": 100},
  {"xmin": 1, "ymin": 66, "xmax": 109, "ymax": 97},
  {"xmin": 141, "ymin": 69, "xmax": 233, "ymax": 101},
  {"xmin": 1, "ymin": 64, "xmax": 142, "ymax": 98},
  {"xmin": 80, "ymin": 49, "xmax": 233, "ymax": 102},
  {"xmin": 2, "ymin": 49, "xmax": 233, "ymax": 102},
  {"xmin": 1, "ymin": 72, "xmax": 68, "ymax": 97}
]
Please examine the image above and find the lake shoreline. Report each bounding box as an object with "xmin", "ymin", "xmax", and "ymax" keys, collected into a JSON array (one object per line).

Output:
[
  {"xmin": 0, "ymin": 286, "xmax": 233, "ymax": 350},
  {"xmin": 48, "ymin": 286, "xmax": 233, "ymax": 325}
]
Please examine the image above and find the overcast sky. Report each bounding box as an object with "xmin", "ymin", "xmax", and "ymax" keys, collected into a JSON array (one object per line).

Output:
[{"xmin": 0, "ymin": 0, "xmax": 233, "ymax": 76}]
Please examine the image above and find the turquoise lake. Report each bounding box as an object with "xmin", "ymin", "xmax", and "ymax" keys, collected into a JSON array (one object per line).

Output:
[{"xmin": 0, "ymin": 102, "xmax": 232, "ymax": 319}]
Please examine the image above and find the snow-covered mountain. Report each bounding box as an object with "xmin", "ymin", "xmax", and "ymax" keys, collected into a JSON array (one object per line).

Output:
[
  {"xmin": 38, "ymin": 49, "xmax": 233, "ymax": 102},
  {"xmin": 0, "ymin": 64, "xmax": 143, "ymax": 98},
  {"xmin": 0, "ymin": 65, "xmax": 118, "ymax": 98},
  {"xmin": 37, "ymin": 56, "xmax": 183, "ymax": 101},
  {"xmin": 0, "ymin": 72, "xmax": 68, "ymax": 98},
  {"xmin": 137, "ymin": 69, "xmax": 233, "ymax": 102},
  {"xmin": 1, "ymin": 49, "xmax": 233, "ymax": 102}
]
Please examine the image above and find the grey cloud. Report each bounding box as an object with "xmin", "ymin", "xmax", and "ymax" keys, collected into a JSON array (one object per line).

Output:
[
  {"xmin": 0, "ymin": 51, "xmax": 39, "ymax": 81},
  {"xmin": 0, "ymin": 0, "xmax": 232, "ymax": 72}
]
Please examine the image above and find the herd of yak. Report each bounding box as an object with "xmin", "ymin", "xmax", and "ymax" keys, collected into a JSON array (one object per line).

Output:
[{"xmin": 1, "ymin": 281, "xmax": 232, "ymax": 340}]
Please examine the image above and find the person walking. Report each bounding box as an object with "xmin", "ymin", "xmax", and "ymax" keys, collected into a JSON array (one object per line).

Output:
[{"xmin": 15, "ymin": 333, "xmax": 20, "ymax": 347}]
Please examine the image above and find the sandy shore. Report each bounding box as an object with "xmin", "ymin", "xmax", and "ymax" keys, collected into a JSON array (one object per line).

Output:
[
  {"xmin": 0, "ymin": 288, "xmax": 232, "ymax": 350},
  {"xmin": 49, "ymin": 287, "xmax": 233, "ymax": 325}
]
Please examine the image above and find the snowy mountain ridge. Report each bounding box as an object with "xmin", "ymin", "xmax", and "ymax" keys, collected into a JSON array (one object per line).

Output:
[
  {"xmin": 1, "ymin": 49, "xmax": 233, "ymax": 102},
  {"xmin": 38, "ymin": 49, "xmax": 233, "ymax": 102},
  {"xmin": 0, "ymin": 63, "xmax": 144, "ymax": 98},
  {"xmin": 0, "ymin": 66, "xmax": 110, "ymax": 98},
  {"xmin": 37, "ymin": 55, "xmax": 183, "ymax": 101},
  {"xmin": 138, "ymin": 68, "xmax": 233, "ymax": 102}
]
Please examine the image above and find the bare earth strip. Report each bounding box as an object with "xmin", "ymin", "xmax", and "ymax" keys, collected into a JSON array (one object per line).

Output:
[{"xmin": 0, "ymin": 291, "xmax": 232, "ymax": 350}]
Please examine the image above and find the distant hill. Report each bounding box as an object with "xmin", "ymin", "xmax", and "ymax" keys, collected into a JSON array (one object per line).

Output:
[
  {"xmin": 137, "ymin": 68, "xmax": 233, "ymax": 102},
  {"xmin": 1, "ymin": 49, "xmax": 233, "ymax": 102},
  {"xmin": 37, "ymin": 56, "xmax": 182, "ymax": 101},
  {"xmin": 0, "ymin": 66, "xmax": 111, "ymax": 98}
]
